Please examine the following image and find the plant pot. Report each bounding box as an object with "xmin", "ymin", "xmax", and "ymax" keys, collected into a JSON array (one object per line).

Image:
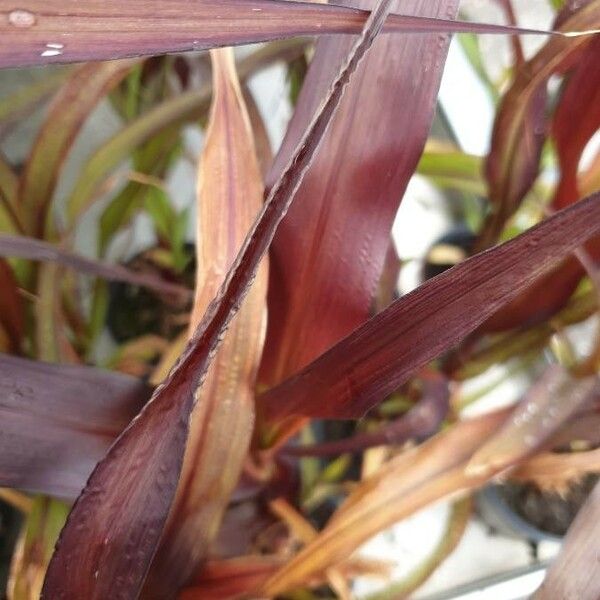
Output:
[{"xmin": 477, "ymin": 474, "xmax": 599, "ymax": 544}]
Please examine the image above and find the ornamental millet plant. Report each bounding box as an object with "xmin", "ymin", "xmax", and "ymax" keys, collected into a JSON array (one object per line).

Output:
[{"xmin": 0, "ymin": 1, "xmax": 599, "ymax": 599}]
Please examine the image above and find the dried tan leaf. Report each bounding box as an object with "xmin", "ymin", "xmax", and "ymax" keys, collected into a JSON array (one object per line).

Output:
[
  {"xmin": 510, "ymin": 447, "xmax": 600, "ymax": 494},
  {"xmin": 466, "ymin": 368, "xmax": 600, "ymax": 477},
  {"xmin": 262, "ymin": 409, "xmax": 510, "ymax": 595}
]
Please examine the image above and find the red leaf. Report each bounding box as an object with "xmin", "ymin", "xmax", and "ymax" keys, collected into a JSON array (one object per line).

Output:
[
  {"xmin": 479, "ymin": 0, "xmax": 600, "ymax": 248},
  {"xmin": 481, "ymin": 21, "xmax": 600, "ymax": 332},
  {"xmin": 0, "ymin": 259, "xmax": 23, "ymax": 352},
  {"xmin": 0, "ymin": 0, "xmax": 568, "ymax": 68},
  {"xmin": 553, "ymin": 36, "xmax": 600, "ymax": 210},
  {"xmin": 0, "ymin": 353, "xmax": 148, "ymax": 499},
  {"xmin": 281, "ymin": 374, "xmax": 449, "ymax": 457},
  {"xmin": 180, "ymin": 557, "xmax": 281, "ymax": 600},
  {"xmin": 259, "ymin": 0, "xmax": 459, "ymax": 386},
  {"xmin": 261, "ymin": 192, "xmax": 600, "ymax": 421}
]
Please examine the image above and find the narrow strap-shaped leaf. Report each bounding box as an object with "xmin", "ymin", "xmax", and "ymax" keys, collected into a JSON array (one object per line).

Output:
[
  {"xmin": 180, "ymin": 557, "xmax": 284, "ymax": 600},
  {"xmin": 258, "ymin": 0, "xmax": 459, "ymax": 447},
  {"xmin": 465, "ymin": 367, "xmax": 600, "ymax": 477},
  {"xmin": 417, "ymin": 146, "xmax": 486, "ymax": 196},
  {"xmin": 0, "ymin": 233, "xmax": 190, "ymax": 299},
  {"xmin": 18, "ymin": 60, "xmax": 134, "ymax": 237},
  {"xmin": 0, "ymin": 0, "xmax": 570, "ymax": 69},
  {"xmin": 261, "ymin": 191, "xmax": 600, "ymax": 422},
  {"xmin": 479, "ymin": 4, "xmax": 600, "ymax": 331},
  {"xmin": 0, "ymin": 67, "xmax": 71, "ymax": 140},
  {"xmin": 534, "ymin": 479, "xmax": 600, "ymax": 599},
  {"xmin": 41, "ymin": 2, "xmax": 393, "ymax": 598},
  {"xmin": 35, "ymin": 262, "xmax": 69, "ymax": 362},
  {"xmin": 282, "ymin": 376, "xmax": 449, "ymax": 457},
  {"xmin": 510, "ymin": 446, "xmax": 600, "ymax": 492},
  {"xmin": 0, "ymin": 153, "xmax": 21, "ymax": 233},
  {"xmin": 142, "ymin": 46, "xmax": 268, "ymax": 596},
  {"xmin": 0, "ymin": 353, "xmax": 149, "ymax": 499},
  {"xmin": 552, "ymin": 35, "xmax": 600, "ymax": 209},
  {"xmin": 7, "ymin": 496, "xmax": 71, "ymax": 600}
]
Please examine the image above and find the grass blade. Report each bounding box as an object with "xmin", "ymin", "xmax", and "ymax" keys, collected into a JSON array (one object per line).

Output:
[
  {"xmin": 65, "ymin": 40, "xmax": 308, "ymax": 227},
  {"xmin": 0, "ymin": 233, "xmax": 191, "ymax": 299},
  {"xmin": 262, "ymin": 192, "xmax": 600, "ymax": 421},
  {"xmin": 142, "ymin": 46, "xmax": 268, "ymax": 595},
  {"xmin": 18, "ymin": 60, "xmax": 134, "ymax": 237}
]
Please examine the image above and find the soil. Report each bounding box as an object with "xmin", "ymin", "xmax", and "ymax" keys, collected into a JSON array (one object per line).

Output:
[
  {"xmin": 107, "ymin": 246, "xmax": 195, "ymax": 343},
  {"xmin": 499, "ymin": 474, "xmax": 599, "ymax": 537},
  {"xmin": 0, "ymin": 501, "xmax": 22, "ymax": 597}
]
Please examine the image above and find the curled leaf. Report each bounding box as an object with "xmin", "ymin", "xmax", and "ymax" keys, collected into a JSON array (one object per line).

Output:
[{"xmin": 552, "ymin": 36, "xmax": 600, "ymax": 209}]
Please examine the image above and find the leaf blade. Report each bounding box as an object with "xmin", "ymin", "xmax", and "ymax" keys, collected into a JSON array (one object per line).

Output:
[
  {"xmin": 0, "ymin": 233, "xmax": 191, "ymax": 298},
  {"xmin": 0, "ymin": 0, "xmax": 572, "ymax": 68},
  {"xmin": 0, "ymin": 353, "xmax": 149, "ymax": 499},
  {"xmin": 18, "ymin": 60, "xmax": 134, "ymax": 236},
  {"xmin": 534, "ymin": 479, "xmax": 600, "ymax": 599},
  {"xmin": 262, "ymin": 192, "xmax": 600, "ymax": 421},
  {"xmin": 258, "ymin": 0, "xmax": 459, "ymax": 443}
]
